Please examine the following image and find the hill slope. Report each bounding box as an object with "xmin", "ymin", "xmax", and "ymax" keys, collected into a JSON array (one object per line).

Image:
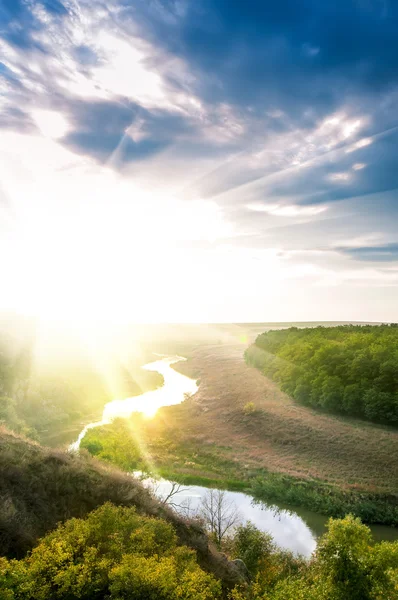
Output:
[{"xmin": 0, "ymin": 428, "xmax": 243, "ymax": 590}]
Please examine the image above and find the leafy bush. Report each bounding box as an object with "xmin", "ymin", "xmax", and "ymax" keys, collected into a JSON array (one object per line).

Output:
[
  {"xmin": 1, "ymin": 503, "xmax": 221, "ymax": 599},
  {"xmin": 243, "ymin": 402, "xmax": 256, "ymax": 415},
  {"xmin": 3, "ymin": 503, "xmax": 398, "ymax": 600},
  {"xmin": 232, "ymin": 521, "xmax": 275, "ymax": 576},
  {"xmin": 233, "ymin": 516, "xmax": 398, "ymax": 600}
]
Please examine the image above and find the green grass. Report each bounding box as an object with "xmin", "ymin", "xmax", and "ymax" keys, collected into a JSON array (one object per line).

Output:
[{"xmin": 81, "ymin": 419, "xmax": 398, "ymax": 527}]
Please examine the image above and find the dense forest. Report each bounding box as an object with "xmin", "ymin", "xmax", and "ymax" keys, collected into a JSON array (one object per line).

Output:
[{"xmin": 245, "ymin": 324, "xmax": 398, "ymax": 425}]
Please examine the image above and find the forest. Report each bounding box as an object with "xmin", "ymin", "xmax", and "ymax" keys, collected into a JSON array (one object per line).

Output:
[{"xmin": 245, "ymin": 324, "xmax": 398, "ymax": 424}]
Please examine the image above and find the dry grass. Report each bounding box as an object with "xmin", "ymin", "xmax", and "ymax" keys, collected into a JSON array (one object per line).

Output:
[{"xmin": 167, "ymin": 343, "xmax": 398, "ymax": 493}]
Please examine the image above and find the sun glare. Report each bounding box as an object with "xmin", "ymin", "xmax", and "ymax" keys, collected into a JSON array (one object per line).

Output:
[{"xmin": 1, "ymin": 149, "xmax": 233, "ymax": 327}]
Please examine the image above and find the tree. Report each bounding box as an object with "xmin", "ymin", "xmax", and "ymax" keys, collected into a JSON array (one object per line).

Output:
[
  {"xmin": 315, "ymin": 514, "xmax": 398, "ymax": 600},
  {"xmin": 199, "ymin": 490, "xmax": 241, "ymax": 548},
  {"xmin": 249, "ymin": 325, "xmax": 398, "ymax": 426},
  {"xmin": 1, "ymin": 503, "xmax": 222, "ymax": 599},
  {"xmin": 232, "ymin": 521, "xmax": 275, "ymax": 576}
]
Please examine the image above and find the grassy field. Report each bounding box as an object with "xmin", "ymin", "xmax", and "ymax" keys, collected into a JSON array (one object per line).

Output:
[
  {"xmin": 167, "ymin": 342, "xmax": 398, "ymax": 494},
  {"xmin": 80, "ymin": 333, "xmax": 398, "ymax": 523}
]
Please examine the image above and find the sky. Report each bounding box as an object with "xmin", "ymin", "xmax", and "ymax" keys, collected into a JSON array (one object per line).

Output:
[{"xmin": 1, "ymin": 0, "xmax": 398, "ymax": 324}]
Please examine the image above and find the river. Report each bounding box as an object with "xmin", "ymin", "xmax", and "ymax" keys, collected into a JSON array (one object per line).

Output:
[{"xmin": 72, "ymin": 355, "xmax": 398, "ymax": 557}]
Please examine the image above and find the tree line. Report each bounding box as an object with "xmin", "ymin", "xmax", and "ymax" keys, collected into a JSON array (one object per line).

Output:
[{"xmin": 245, "ymin": 324, "xmax": 398, "ymax": 425}]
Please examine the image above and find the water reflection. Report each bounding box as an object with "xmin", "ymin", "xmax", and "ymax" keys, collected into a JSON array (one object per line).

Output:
[
  {"xmin": 141, "ymin": 476, "xmax": 317, "ymax": 557},
  {"xmin": 140, "ymin": 476, "xmax": 398, "ymax": 557}
]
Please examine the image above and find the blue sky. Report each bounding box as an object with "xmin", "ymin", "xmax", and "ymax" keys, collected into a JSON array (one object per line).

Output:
[{"xmin": 0, "ymin": 0, "xmax": 398, "ymax": 323}]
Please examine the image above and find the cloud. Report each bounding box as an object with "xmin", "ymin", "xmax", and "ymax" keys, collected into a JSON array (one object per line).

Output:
[
  {"xmin": 1, "ymin": 0, "xmax": 398, "ymax": 321},
  {"xmin": 247, "ymin": 203, "xmax": 328, "ymax": 217},
  {"xmin": 337, "ymin": 243, "xmax": 398, "ymax": 262}
]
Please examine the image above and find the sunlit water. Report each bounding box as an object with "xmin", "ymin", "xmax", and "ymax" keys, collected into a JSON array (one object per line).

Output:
[
  {"xmin": 71, "ymin": 356, "xmax": 398, "ymax": 556},
  {"xmin": 70, "ymin": 355, "xmax": 198, "ymax": 451}
]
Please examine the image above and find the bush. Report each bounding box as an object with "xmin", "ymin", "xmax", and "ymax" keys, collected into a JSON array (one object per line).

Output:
[
  {"xmin": 232, "ymin": 521, "xmax": 275, "ymax": 576},
  {"xmin": 243, "ymin": 402, "xmax": 256, "ymax": 415},
  {"xmin": 233, "ymin": 516, "xmax": 398, "ymax": 600},
  {"xmin": 1, "ymin": 503, "xmax": 222, "ymax": 599}
]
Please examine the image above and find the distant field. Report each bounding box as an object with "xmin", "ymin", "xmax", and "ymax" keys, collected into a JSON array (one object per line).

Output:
[{"xmin": 169, "ymin": 341, "xmax": 398, "ymax": 494}]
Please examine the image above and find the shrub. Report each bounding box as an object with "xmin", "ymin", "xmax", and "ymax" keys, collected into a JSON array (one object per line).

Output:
[
  {"xmin": 2, "ymin": 503, "xmax": 222, "ymax": 599},
  {"xmin": 243, "ymin": 402, "xmax": 256, "ymax": 415}
]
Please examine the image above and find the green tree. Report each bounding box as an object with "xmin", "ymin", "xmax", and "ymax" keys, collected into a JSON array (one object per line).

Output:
[
  {"xmin": 2, "ymin": 503, "xmax": 221, "ymax": 600},
  {"xmin": 233, "ymin": 521, "xmax": 275, "ymax": 577},
  {"xmin": 315, "ymin": 515, "xmax": 398, "ymax": 600}
]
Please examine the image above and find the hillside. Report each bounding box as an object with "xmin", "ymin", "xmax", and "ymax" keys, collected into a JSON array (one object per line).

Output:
[{"xmin": 0, "ymin": 428, "xmax": 244, "ymax": 591}]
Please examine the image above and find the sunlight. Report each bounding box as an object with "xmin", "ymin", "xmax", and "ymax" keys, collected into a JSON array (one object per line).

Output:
[
  {"xmin": 1, "ymin": 145, "xmax": 232, "ymax": 327},
  {"xmin": 32, "ymin": 110, "xmax": 69, "ymax": 139},
  {"xmin": 102, "ymin": 357, "xmax": 198, "ymax": 419}
]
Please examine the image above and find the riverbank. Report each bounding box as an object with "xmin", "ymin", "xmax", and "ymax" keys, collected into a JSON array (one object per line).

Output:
[
  {"xmin": 80, "ymin": 341, "xmax": 398, "ymax": 526},
  {"xmin": 82, "ymin": 415, "xmax": 398, "ymax": 526}
]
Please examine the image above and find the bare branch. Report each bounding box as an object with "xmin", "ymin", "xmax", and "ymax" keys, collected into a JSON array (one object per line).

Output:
[{"xmin": 199, "ymin": 489, "xmax": 242, "ymax": 548}]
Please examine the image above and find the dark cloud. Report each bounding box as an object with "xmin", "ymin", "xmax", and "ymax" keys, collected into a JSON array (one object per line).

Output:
[
  {"xmin": 1, "ymin": 0, "xmax": 398, "ymax": 217},
  {"xmin": 64, "ymin": 130, "xmax": 167, "ymax": 162},
  {"xmin": 124, "ymin": 0, "xmax": 398, "ymax": 123},
  {"xmin": 72, "ymin": 45, "xmax": 100, "ymax": 67},
  {"xmin": 61, "ymin": 99, "xmax": 193, "ymax": 163}
]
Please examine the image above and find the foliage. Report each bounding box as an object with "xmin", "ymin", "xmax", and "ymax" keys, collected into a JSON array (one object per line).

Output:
[
  {"xmin": 1, "ymin": 503, "xmax": 222, "ymax": 600},
  {"xmin": 246, "ymin": 324, "xmax": 398, "ymax": 424},
  {"xmin": 80, "ymin": 417, "xmax": 150, "ymax": 471},
  {"xmin": 231, "ymin": 522, "xmax": 306, "ymax": 597},
  {"xmin": 232, "ymin": 517, "xmax": 398, "ymax": 600},
  {"xmin": 243, "ymin": 402, "xmax": 256, "ymax": 415},
  {"xmin": 313, "ymin": 514, "xmax": 398, "ymax": 599},
  {"xmin": 2, "ymin": 475, "xmax": 398, "ymax": 600},
  {"xmin": 251, "ymin": 474, "xmax": 398, "ymax": 526},
  {"xmin": 232, "ymin": 522, "xmax": 275, "ymax": 576}
]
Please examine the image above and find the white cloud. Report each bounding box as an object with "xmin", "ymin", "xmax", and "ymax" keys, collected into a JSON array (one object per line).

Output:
[
  {"xmin": 247, "ymin": 203, "xmax": 328, "ymax": 217},
  {"xmin": 328, "ymin": 172, "xmax": 351, "ymax": 182},
  {"xmin": 345, "ymin": 137, "xmax": 373, "ymax": 153}
]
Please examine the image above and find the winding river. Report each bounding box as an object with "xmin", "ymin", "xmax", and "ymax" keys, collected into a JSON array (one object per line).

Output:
[{"xmin": 72, "ymin": 355, "xmax": 398, "ymax": 557}]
